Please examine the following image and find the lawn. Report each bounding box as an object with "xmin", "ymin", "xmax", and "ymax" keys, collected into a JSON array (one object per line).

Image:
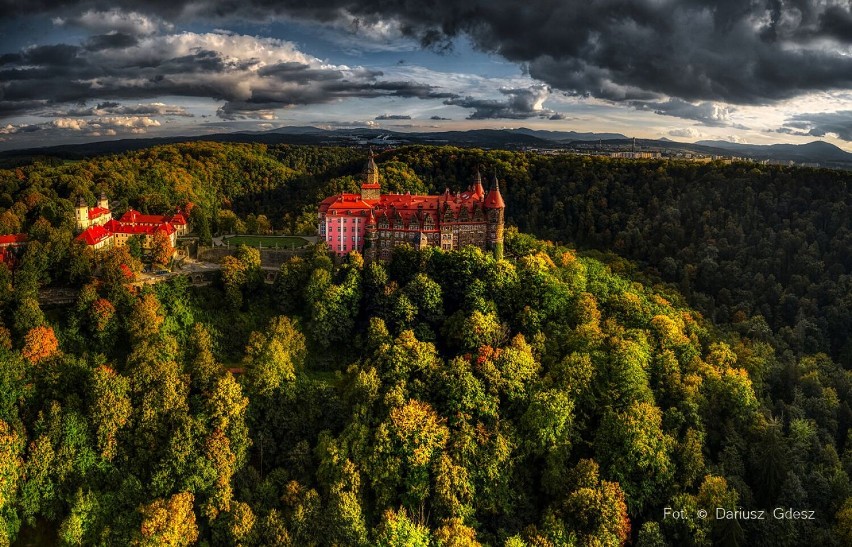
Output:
[{"xmin": 224, "ymin": 235, "xmax": 310, "ymax": 248}]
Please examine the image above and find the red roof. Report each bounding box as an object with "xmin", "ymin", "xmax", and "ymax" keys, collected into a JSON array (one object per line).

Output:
[
  {"xmin": 169, "ymin": 213, "xmax": 187, "ymax": 225},
  {"xmin": 119, "ymin": 209, "xmax": 170, "ymax": 225},
  {"xmin": 105, "ymin": 219, "xmax": 175, "ymax": 236},
  {"xmin": 320, "ymin": 193, "xmax": 376, "ymax": 213},
  {"xmin": 484, "ymin": 188, "xmax": 505, "ymax": 209},
  {"xmin": 76, "ymin": 225, "xmax": 112, "ymax": 245},
  {"xmin": 0, "ymin": 233, "xmax": 27, "ymax": 246},
  {"xmin": 320, "ymin": 185, "xmax": 495, "ymax": 230},
  {"xmin": 88, "ymin": 207, "xmax": 110, "ymax": 220}
]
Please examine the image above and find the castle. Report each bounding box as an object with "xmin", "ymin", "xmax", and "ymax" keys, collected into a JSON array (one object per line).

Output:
[
  {"xmin": 318, "ymin": 151, "xmax": 505, "ymax": 261},
  {"xmin": 75, "ymin": 193, "xmax": 189, "ymax": 255}
]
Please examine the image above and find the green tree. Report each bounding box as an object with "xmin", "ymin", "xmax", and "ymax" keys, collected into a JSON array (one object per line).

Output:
[
  {"xmin": 243, "ymin": 316, "xmax": 306, "ymax": 397},
  {"xmin": 595, "ymin": 402, "xmax": 674, "ymax": 515},
  {"xmin": 374, "ymin": 508, "xmax": 432, "ymax": 547}
]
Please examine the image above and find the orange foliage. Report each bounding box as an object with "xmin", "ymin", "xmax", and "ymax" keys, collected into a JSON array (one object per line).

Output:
[
  {"xmin": 21, "ymin": 325, "xmax": 59, "ymax": 364},
  {"xmin": 90, "ymin": 298, "xmax": 116, "ymax": 332}
]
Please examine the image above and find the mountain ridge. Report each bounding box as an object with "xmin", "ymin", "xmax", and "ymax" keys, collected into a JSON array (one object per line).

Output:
[{"xmin": 2, "ymin": 126, "xmax": 850, "ymax": 168}]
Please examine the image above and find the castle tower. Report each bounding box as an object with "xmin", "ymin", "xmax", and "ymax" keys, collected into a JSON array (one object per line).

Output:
[
  {"xmin": 97, "ymin": 192, "xmax": 109, "ymax": 210},
  {"xmin": 484, "ymin": 170, "xmax": 505, "ymax": 260},
  {"xmin": 360, "ymin": 148, "xmax": 381, "ymax": 201},
  {"xmin": 472, "ymin": 166, "xmax": 485, "ymax": 198},
  {"xmin": 75, "ymin": 196, "xmax": 89, "ymax": 232},
  {"xmin": 364, "ymin": 209, "xmax": 378, "ymax": 263}
]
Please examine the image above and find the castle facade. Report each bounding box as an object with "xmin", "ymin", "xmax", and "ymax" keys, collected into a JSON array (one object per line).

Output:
[{"xmin": 318, "ymin": 152, "xmax": 505, "ymax": 261}]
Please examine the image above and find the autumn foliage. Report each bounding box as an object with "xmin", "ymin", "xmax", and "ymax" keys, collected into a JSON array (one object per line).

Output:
[{"xmin": 21, "ymin": 325, "xmax": 59, "ymax": 364}]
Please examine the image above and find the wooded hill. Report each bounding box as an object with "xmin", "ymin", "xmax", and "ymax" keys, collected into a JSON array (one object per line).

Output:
[{"xmin": 0, "ymin": 143, "xmax": 850, "ymax": 545}]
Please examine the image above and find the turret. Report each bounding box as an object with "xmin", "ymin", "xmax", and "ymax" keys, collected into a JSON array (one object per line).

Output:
[
  {"xmin": 360, "ymin": 148, "xmax": 381, "ymax": 201},
  {"xmin": 485, "ymin": 171, "xmax": 505, "ymax": 260},
  {"xmin": 97, "ymin": 192, "xmax": 109, "ymax": 210},
  {"xmin": 75, "ymin": 196, "xmax": 89, "ymax": 232}
]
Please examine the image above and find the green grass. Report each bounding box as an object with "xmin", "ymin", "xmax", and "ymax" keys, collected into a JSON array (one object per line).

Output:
[{"xmin": 224, "ymin": 235, "xmax": 309, "ymax": 248}]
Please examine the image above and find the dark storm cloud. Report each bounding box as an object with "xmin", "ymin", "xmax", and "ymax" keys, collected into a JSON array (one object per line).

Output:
[
  {"xmin": 257, "ymin": 61, "xmax": 362, "ymax": 83},
  {"xmin": 83, "ymin": 33, "xmax": 139, "ymax": 51},
  {"xmin": 444, "ymin": 86, "xmax": 554, "ymax": 120},
  {"xmin": 216, "ymin": 102, "xmax": 278, "ymax": 120},
  {"xmin": 430, "ymin": 115, "xmax": 450, "ymax": 120},
  {"xmin": 43, "ymin": 101, "xmax": 193, "ymax": 117},
  {"xmin": 5, "ymin": 0, "xmax": 852, "ymax": 105},
  {"xmin": 775, "ymin": 111, "xmax": 852, "ymax": 141},
  {"xmin": 0, "ymin": 28, "xmax": 458, "ymax": 118},
  {"xmin": 375, "ymin": 114, "xmax": 411, "ymax": 120}
]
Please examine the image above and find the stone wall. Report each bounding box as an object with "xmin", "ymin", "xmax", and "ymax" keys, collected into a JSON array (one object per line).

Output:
[{"xmin": 197, "ymin": 246, "xmax": 308, "ymax": 268}]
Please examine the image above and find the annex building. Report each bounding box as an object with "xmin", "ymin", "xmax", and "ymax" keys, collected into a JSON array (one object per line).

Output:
[
  {"xmin": 74, "ymin": 193, "xmax": 189, "ymax": 254},
  {"xmin": 0, "ymin": 233, "xmax": 28, "ymax": 268},
  {"xmin": 318, "ymin": 152, "xmax": 505, "ymax": 261}
]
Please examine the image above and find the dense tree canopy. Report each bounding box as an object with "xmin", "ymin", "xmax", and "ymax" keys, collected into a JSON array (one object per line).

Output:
[{"xmin": 0, "ymin": 142, "xmax": 850, "ymax": 545}]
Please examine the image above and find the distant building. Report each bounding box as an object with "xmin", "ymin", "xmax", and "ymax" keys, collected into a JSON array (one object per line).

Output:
[
  {"xmin": 610, "ymin": 151, "xmax": 662, "ymax": 159},
  {"xmin": 75, "ymin": 194, "xmax": 189, "ymax": 255},
  {"xmin": 0, "ymin": 233, "xmax": 28, "ymax": 268},
  {"xmin": 318, "ymin": 151, "xmax": 506, "ymax": 261}
]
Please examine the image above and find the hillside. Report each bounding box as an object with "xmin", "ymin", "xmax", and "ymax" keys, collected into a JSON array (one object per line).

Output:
[{"xmin": 0, "ymin": 142, "xmax": 850, "ymax": 545}]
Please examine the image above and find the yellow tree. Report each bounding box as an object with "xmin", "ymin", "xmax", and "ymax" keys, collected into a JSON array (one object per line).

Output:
[
  {"xmin": 128, "ymin": 292, "xmax": 164, "ymax": 344},
  {"xmin": 0, "ymin": 420, "xmax": 24, "ymax": 515},
  {"xmin": 134, "ymin": 492, "xmax": 199, "ymax": 547},
  {"xmin": 89, "ymin": 365, "xmax": 132, "ymax": 460},
  {"xmin": 371, "ymin": 399, "xmax": 449, "ymax": 520},
  {"xmin": 151, "ymin": 230, "xmax": 174, "ymax": 267}
]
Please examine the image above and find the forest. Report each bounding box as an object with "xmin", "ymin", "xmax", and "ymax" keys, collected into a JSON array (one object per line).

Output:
[{"xmin": 0, "ymin": 142, "xmax": 850, "ymax": 545}]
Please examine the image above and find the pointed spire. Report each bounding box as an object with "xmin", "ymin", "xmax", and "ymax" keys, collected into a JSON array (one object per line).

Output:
[
  {"xmin": 364, "ymin": 147, "xmax": 378, "ymax": 175},
  {"xmin": 472, "ymin": 165, "xmax": 485, "ymax": 198},
  {"xmin": 484, "ymin": 168, "xmax": 505, "ymax": 209}
]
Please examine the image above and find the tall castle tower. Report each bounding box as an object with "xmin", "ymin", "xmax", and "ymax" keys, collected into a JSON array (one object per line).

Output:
[
  {"xmin": 360, "ymin": 148, "xmax": 381, "ymax": 201},
  {"xmin": 484, "ymin": 171, "xmax": 505, "ymax": 260}
]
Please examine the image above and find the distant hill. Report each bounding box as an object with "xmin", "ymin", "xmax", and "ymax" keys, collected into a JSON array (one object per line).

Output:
[
  {"xmin": 697, "ymin": 139, "xmax": 852, "ymax": 164},
  {"xmin": 509, "ymin": 127, "xmax": 628, "ymax": 141},
  {"xmin": 2, "ymin": 125, "xmax": 851, "ymax": 169}
]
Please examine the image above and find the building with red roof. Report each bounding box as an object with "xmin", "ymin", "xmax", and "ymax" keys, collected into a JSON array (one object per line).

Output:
[
  {"xmin": 318, "ymin": 151, "xmax": 505, "ymax": 261},
  {"xmin": 75, "ymin": 194, "xmax": 188, "ymax": 257},
  {"xmin": 0, "ymin": 233, "xmax": 28, "ymax": 268},
  {"xmin": 75, "ymin": 193, "xmax": 113, "ymax": 232}
]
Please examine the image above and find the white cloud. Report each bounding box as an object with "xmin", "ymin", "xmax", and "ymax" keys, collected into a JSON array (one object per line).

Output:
[
  {"xmin": 1, "ymin": 117, "xmax": 161, "ymax": 136},
  {"xmin": 667, "ymin": 127, "xmax": 704, "ymax": 138}
]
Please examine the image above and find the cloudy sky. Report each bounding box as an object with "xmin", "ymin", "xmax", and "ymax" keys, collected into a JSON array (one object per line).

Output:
[{"xmin": 2, "ymin": 0, "xmax": 852, "ymax": 151}]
